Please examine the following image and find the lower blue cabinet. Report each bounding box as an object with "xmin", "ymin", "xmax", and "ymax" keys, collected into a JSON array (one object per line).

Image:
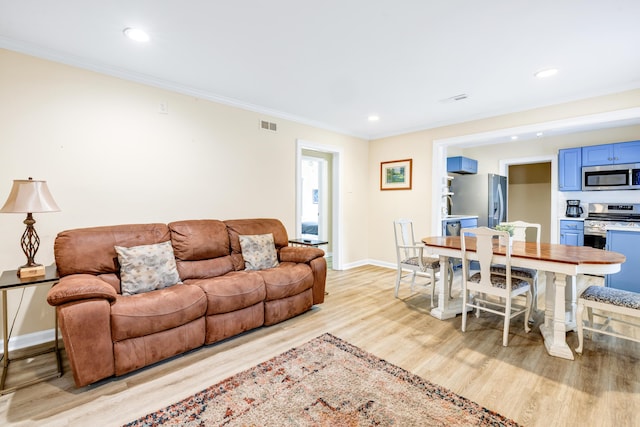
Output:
[
  {"xmin": 560, "ymin": 220, "xmax": 584, "ymax": 246},
  {"xmin": 605, "ymin": 229, "xmax": 640, "ymax": 292}
]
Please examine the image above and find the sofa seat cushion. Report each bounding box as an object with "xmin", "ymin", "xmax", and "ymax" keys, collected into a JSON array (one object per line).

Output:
[
  {"xmin": 191, "ymin": 271, "xmax": 266, "ymax": 315},
  {"xmin": 111, "ymin": 284, "xmax": 207, "ymax": 341},
  {"xmin": 257, "ymin": 262, "xmax": 314, "ymax": 301}
]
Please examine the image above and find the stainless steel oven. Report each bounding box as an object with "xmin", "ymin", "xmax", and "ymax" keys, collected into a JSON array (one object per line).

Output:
[{"xmin": 584, "ymin": 203, "xmax": 640, "ymax": 249}]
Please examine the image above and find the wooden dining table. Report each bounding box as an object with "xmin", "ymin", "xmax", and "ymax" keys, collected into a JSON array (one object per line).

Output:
[{"xmin": 422, "ymin": 236, "xmax": 626, "ymax": 360}]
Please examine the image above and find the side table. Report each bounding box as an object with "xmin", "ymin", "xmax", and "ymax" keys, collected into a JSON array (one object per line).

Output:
[
  {"xmin": 0, "ymin": 264, "xmax": 62, "ymax": 394},
  {"xmin": 288, "ymin": 238, "xmax": 329, "ymax": 248}
]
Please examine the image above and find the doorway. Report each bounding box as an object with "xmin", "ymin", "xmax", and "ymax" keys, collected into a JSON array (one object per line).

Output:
[
  {"xmin": 506, "ymin": 161, "xmax": 552, "ymax": 243},
  {"xmin": 296, "ymin": 140, "xmax": 341, "ymax": 270},
  {"xmin": 300, "ymin": 154, "xmax": 328, "ymax": 241}
]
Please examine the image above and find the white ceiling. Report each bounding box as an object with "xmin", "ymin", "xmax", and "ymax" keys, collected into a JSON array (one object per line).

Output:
[{"xmin": 1, "ymin": 1, "xmax": 640, "ymax": 139}]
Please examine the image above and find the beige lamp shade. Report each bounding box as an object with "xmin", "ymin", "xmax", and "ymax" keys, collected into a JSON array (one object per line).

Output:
[{"xmin": 0, "ymin": 179, "xmax": 60, "ymax": 213}]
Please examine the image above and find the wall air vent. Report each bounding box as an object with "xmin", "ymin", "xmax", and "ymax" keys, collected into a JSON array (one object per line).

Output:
[
  {"xmin": 439, "ymin": 93, "xmax": 469, "ymax": 104},
  {"xmin": 260, "ymin": 120, "xmax": 277, "ymax": 132}
]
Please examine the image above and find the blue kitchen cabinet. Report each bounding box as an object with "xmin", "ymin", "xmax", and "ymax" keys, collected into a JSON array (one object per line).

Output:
[
  {"xmin": 581, "ymin": 140, "xmax": 640, "ymax": 166},
  {"xmin": 605, "ymin": 229, "xmax": 640, "ymax": 292},
  {"xmin": 558, "ymin": 148, "xmax": 582, "ymax": 191},
  {"xmin": 447, "ymin": 156, "xmax": 477, "ymax": 174},
  {"xmin": 560, "ymin": 220, "xmax": 584, "ymax": 246},
  {"xmin": 460, "ymin": 217, "xmax": 478, "ymax": 229}
]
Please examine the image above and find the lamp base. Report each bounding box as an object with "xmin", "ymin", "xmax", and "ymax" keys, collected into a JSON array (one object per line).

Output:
[{"xmin": 18, "ymin": 265, "xmax": 46, "ymax": 278}]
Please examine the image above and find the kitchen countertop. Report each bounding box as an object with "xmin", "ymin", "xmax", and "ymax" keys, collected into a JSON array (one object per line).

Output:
[
  {"xmin": 442, "ymin": 215, "xmax": 479, "ymax": 221},
  {"xmin": 604, "ymin": 226, "xmax": 640, "ymax": 232}
]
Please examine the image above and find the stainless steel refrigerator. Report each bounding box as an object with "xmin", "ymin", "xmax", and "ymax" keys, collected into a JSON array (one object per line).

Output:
[{"xmin": 449, "ymin": 173, "xmax": 507, "ymax": 227}]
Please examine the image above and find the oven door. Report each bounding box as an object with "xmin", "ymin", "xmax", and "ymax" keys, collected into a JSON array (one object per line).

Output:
[{"xmin": 584, "ymin": 233, "xmax": 606, "ymax": 249}]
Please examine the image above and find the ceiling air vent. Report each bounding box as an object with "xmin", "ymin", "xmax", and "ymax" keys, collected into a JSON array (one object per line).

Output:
[
  {"xmin": 260, "ymin": 120, "xmax": 277, "ymax": 132},
  {"xmin": 439, "ymin": 93, "xmax": 469, "ymax": 104}
]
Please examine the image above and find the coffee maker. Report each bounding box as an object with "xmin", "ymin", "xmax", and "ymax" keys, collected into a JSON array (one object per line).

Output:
[{"xmin": 566, "ymin": 200, "xmax": 583, "ymax": 217}]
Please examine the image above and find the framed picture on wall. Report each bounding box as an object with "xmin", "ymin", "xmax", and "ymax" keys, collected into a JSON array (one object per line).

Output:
[{"xmin": 380, "ymin": 158, "xmax": 412, "ymax": 190}]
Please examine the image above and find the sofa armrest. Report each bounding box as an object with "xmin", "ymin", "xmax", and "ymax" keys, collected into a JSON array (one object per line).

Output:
[
  {"xmin": 279, "ymin": 246, "xmax": 325, "ymax": 264},
  {"xmin": 47, "ymin": 274, "xmax": 118, "ymax": 306}
]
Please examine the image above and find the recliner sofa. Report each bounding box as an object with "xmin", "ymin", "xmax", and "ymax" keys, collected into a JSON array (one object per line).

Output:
[{"xmin": 47, "ymin": 218, "xmax": 326, "ymax": 387}]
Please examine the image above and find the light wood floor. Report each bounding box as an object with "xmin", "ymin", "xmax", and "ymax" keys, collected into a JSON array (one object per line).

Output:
[{"xmin": 1, "ymin": 265, "xmax": 639, "ymax": 426}]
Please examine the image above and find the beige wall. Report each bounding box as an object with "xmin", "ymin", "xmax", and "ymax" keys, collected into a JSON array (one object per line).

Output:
[
  {"xmin": 368, "ymin": 91, "xmax": 640, "ymax": 267},
  {"xmin": 0, "ymin": 49, "xmax": 369, "ymax": 343}
]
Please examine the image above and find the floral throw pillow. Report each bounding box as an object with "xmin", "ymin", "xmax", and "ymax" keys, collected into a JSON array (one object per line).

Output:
[
  {"xmin": 239, "ymin": 233, "xmax": 279, "ymax": 271},
  {"xmin": 115, "ymin": 241, "xmax": 182, "ymax": 296}
]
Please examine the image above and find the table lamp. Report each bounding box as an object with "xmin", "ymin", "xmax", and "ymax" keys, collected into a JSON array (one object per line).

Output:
[{"xmin": 0, "ymin": 177, "xmax": 60, "ymax": 278}]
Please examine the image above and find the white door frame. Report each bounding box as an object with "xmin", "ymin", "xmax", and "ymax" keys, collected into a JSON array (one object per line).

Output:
[
  {"xmin": 296, "ymin": 139, "xmax": 342, "ymax": 270},
  {"xmin": 499, "ymin": 155, "xmax": 557, "ymax": 242}
]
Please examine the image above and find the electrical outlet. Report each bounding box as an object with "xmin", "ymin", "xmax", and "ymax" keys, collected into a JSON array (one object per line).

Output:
[{"xmin": 159, "ymin": 102, "xmax": 169, "ymax": 114}]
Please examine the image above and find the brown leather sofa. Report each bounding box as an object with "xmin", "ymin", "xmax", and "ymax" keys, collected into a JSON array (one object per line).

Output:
[{"xmin": 47, "ymin": 218, "xmax": 326, "ymax": 387}]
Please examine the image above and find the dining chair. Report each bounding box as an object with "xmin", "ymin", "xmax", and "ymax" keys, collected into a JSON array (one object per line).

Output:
[
  {"xmin": 490, "ymin": 220, "xmax": 541, "ymax": 321},
  {"xmin": 393, "ymin": 219, "xmax": 451, "ymax": 307},
  {"xmin": 460, "ymin": 226, "xmax": 532, "ymax": 346},
  {"xmin": 575, "ymin": 285, "xmax": 640, "ymax": 354}
]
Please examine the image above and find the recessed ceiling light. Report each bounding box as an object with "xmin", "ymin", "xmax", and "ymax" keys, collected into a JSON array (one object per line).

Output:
[
  {"xmin": 536, "ymin": 132, "xmax": 544, "ymax": 137},
  {"xmin": 511, "ymin": 135, "xmax": 519, "ymax": 140},
  {"xmin": 368, "ymin": 115, "xmax": 380, "ymax": 122},
  {"xmin": 534, "ymin": 68, "xmax": 558, "ymax": 79},
  {"xmin": 123, "ymin": 27, "xmax": 150, "ymax": 42}
]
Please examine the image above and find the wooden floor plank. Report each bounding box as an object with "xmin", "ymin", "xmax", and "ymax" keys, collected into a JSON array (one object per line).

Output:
[{"xmin": 0, "ymin": 265, "xmax": 638, "ymax": 426}]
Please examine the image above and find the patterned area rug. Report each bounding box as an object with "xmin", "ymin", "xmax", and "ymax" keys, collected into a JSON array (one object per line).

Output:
[{"xmin": 125, "ymin": 333, "xmax": 520, "ymax": 426}]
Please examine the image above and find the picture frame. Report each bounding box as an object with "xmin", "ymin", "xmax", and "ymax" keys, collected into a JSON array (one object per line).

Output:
[{"xmin": 380, "ymin": 158, "xmax": 412, "ymax": 190}]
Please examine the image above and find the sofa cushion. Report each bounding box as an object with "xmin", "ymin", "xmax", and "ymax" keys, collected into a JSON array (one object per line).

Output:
[
  {"xmin": 169, "ymin": 219, "xmax": 230, "ymax": 261},
  {"xmin": 239, "ymin": 233, "xmax": 279, "ymax": 271},
  {"xmin": 225, "ymin": 219, "xmax": 289, "ymax": 271},
  {"xmin": 55, "ymin": 223, "xmax": 170, "ymax": 277},
  {"xmin": 191, "ymin": 271, "xmax": 266, "ymax": 315},
  {"xmin": 115, "ymin": 241, "xmax": 182, "ymax": 296},
  {"xmin": 110, "ymin": 284, "xmax": 207, "ymax": 341},
  {"xmin": 257, "ymin": 262, "xmax": 314, "ymax": 301}
]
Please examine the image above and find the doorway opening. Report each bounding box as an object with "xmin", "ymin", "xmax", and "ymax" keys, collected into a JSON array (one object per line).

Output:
[
  {"xmin": 300, "ymin": 155, "xmax": 328, "ymax": 241},
  {"xmin": 296, "ymin": 140, "xmax": 341, "ymax": 270},
  {"xmin": 505, "ymin": 161, "xmax": 552, "ymax": 243}
]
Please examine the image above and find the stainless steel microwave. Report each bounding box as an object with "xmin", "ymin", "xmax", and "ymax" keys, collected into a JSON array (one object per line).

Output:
[{"xmin": 582, "ymin": 163, "xmax": 640, "ymax": 190}]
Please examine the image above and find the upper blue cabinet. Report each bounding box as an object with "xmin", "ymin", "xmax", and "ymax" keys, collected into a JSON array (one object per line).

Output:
[
  {"xmin": 581, "ymin": 140, "xmax": 640, "ymax": 166},
  {"xmin": 447, "ymin": 156, "xmax": 477, "ymax": 174},
  {"xmin": 558, "ymin": 147, "xmax": 582, "ymax": 191}
]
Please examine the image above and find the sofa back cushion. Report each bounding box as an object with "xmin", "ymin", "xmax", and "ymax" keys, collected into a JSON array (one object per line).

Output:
[
  {"xmin": 224, "ymin": 219, "xmax": 289, "ymax": 271},
  {"xmin": 54, "ymin": 223, "xmax": 171, "ymax": 280},
  {"xmin": 169, "ymin": 219, "xmax": 234, "ymax": 280}
]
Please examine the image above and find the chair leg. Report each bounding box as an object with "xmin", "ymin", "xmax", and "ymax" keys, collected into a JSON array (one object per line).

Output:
[
  {"xmin": 410, "ymin": 271, "xmax": 417, "ymax": 292},
  {"xmin": 430, "ymin": 269, "xmax": 436, "ymax": 308},
  {"xmin": 394, "ymin": 267, "xmax": 402, "ymax": 298},
  {"xmin": 461, "ymin": 289, "xmax": 468, "ymax": 332},
  {"xmin": 524, "ymin": 290, "xmax": 531, "ymax": 333},
  {"xmin": 528, "ymin": 278, "xmax": 537, "ymax": 323},
  {"xmin": 448, "ymin": 264, "xmax": 454, "ymax": 299},
  {"xmin": 576, "ymin": 301, "xmax": 585, "ymax": 354},
  {"xmin": 503, "ymin": 297, "xmax": 512, "ymax": 346}
]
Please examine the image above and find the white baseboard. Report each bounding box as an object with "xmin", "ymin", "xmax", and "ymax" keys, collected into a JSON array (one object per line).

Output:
[
  {"xmin": 0, "ymin": 328, "xmax": 57, "ymax": 355},
  {"xmin": 339, "ymin": 259, "xmax": 396, "ymax": 270}
]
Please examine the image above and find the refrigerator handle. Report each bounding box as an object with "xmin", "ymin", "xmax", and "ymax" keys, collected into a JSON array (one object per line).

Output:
[{"xmin": 497, "ymin": 183, "xmax": 505, "ymax": 223}]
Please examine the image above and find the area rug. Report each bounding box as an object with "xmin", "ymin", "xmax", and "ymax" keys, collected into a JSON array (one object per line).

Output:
[{"xmin": 125, "ymin": 333, "xmax": 520, "ymax": 426}]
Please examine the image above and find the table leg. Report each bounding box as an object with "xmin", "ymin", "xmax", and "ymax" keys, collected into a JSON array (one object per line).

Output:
[
  {"xmin": 539, "ymin": 271, "xmax": 574, "ymax": 360},
  {"xmin": 1, "ymin": 290, "xmax": 8, "ymax": 390},
  {"xmin": 431, "ymin": 256, "xmax": 467, "ymax": 320}
]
